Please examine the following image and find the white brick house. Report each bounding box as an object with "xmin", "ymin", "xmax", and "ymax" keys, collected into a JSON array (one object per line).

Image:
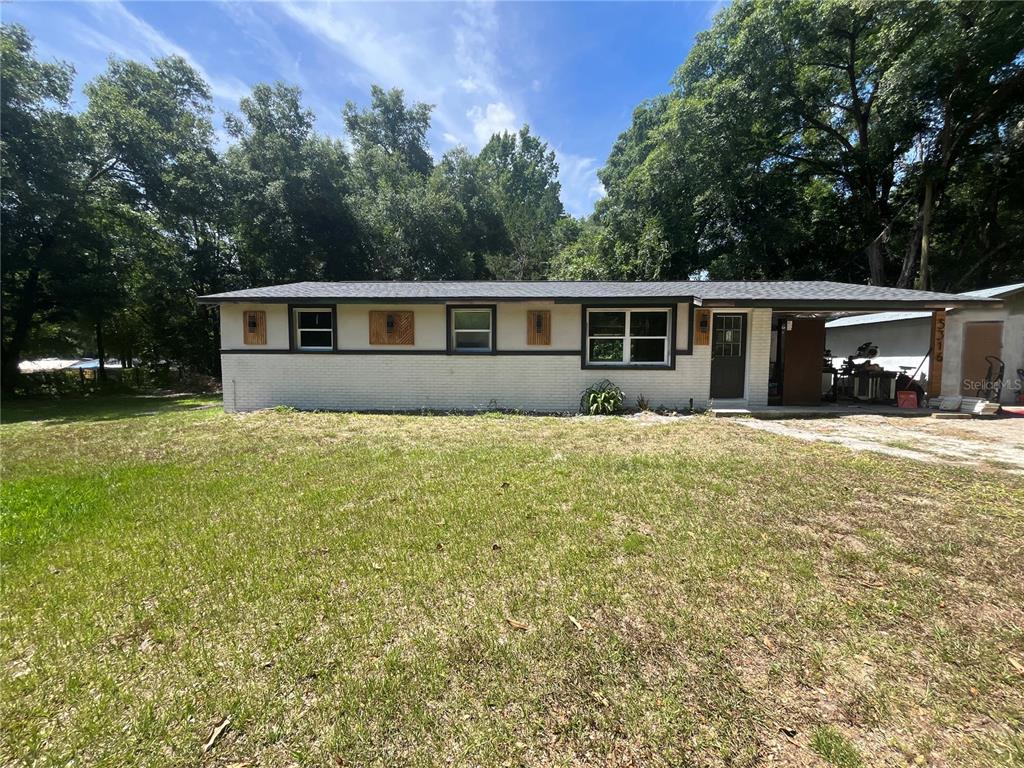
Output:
[{"xmin": 198, "ymin": 281, "xmax": 996, "ymax": 413}]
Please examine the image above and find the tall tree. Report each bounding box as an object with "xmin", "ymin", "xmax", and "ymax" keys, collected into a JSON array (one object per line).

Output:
[
  {"xmin": 477, "ymin": 126, "xmax": 564, "ymax": 279},
  {"xmin": 1, "ymin": 24, "xmax": 81, "ymax": 386},
  {"xmin": 431, "ymin": 147, "xmax": 510, "ymax": 278},
  {"xmin": 226, "ymin": 82, "xmax": 363, "ymax": 284},
  {"xmin": 557, "ymin": 0, "xmax": 1024, "ymax": 290},
  {"xmin": 887, "ymin": 2, "xmax": 1024, "ymax": 287},
  {"xmin": 344, "ymin": 87, "xmax": 472, "ymax": 279},
  {"xmin": 343, "ymin": 85, "xmax": 434, "ymax": 176}
]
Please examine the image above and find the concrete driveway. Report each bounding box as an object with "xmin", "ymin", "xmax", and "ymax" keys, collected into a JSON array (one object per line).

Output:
[{"xmin": 735, "ymin": 413, "xmax": 1024, "ymax": 474}]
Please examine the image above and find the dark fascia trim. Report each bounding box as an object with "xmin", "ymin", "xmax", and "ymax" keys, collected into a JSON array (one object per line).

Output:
[
  {"xmin": 198, "ymin": 294, "xmax": 697, "ymax": 306},
  {"xmin": 700, "ymin": 299, "xmax": 1001, "ymax": 310},
  {"xmin": 446, "ymin": 304, "xmax": 498, "ymax": 355},
  {"xmin": 674, "ymin": 301, "xmax": 695, "ymax": 356},
  {"xmin": 579, "ymin": 304, "xmax": 677, "ymax": 371},
  {"xmin": 219, "ymin": 348, "xmax": 580, "ymax": 356},
  {"xmin": 288, "ymin": 303, "xmax": 338, "ymax": 352}
]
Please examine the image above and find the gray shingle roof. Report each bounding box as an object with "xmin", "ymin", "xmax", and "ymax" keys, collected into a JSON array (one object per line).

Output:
[{"xmin": 198, "ymin": 280, "xmax": 996, "ymax": 309}]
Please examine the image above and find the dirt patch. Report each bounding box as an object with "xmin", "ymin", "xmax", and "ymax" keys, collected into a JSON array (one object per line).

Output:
[{"xmin": 735, "ymin": 414, "xmax": 1024, "ymax": 473}]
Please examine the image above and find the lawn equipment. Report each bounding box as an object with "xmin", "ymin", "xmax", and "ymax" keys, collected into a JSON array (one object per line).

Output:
[{"xmin": 980, "ymin": 355, "xmax": 1005, "ymax": 402}]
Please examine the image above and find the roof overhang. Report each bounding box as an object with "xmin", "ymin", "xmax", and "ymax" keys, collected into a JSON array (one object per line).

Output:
[
  {"xmin": 705, "ymin": 298, "xmax": 1002, "ymax": 311},
  {"xmin": 196, "ymin": 294, "xmax": 699, "ymax": 306}
]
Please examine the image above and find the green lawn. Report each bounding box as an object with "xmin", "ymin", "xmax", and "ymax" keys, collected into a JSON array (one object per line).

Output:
[{"xmin": 2, "ymin": 396, "xmax": 1022, "ymax": 767}]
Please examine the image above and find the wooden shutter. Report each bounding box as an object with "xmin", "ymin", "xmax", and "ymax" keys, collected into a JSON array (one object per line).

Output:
[
  {"xmin": 243, "ymin": 310, "xmax": 267, "ymax": 345},
  {"xmin": 369, "ymin": 310, "xmax": 415, "ymax": 345},
  {"xmin": 527, "ymin": 310, "xmax": 551, "ymax": 345},
  {"xmin": 694, "ymin": 309, "xmax": 711, "ymax": 346}
]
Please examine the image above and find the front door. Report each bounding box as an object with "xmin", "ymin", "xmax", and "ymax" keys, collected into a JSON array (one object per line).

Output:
[
  {"xmin": 710, "ymin": 313, "xmax": 747, "ymax": 399},
  {"xmin": 960, "ymin": 321, "xmax": 1003, "ymax": 396}
]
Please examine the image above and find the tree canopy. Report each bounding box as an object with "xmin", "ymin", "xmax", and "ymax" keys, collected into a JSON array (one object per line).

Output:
[
  {"xmin": 0, "ymin": 24, "xmax": 566, "ymax": 385},
  {"xmin": 3, "ymin": 2, "xmax": 1023, "ymax": 386},
  {"xmin": 554, "ymin": 0, "xmax": 1024, "ymax": 290}
]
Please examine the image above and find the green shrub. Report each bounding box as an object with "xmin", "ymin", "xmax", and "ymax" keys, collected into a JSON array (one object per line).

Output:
[
  {"xmin": 580, "ymin": 380, "xmax": 624, "ymax": 415},
  {"xmin": 636, "ymin": 393, "xmax": 650, "ymax": 412}
]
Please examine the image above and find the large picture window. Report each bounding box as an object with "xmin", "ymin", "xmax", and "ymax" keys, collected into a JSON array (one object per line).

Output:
[
  {"xmin": 449, "ymin": 307, "xmax": 495, "ymax": 353},
  {"xmin": 293, "ymin": 308, "xmax": 334, "ymax": 351},
  {"xmin": 586, "ymin": 308, "xmax": 670, "ymax": 366}
]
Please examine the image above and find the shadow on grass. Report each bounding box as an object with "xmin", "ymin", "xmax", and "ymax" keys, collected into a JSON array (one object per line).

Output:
[{"xmin": 0, "ymin": 393, "xmax": 221, "ymax": 425}]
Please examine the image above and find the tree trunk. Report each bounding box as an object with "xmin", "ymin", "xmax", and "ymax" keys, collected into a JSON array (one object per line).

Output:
[
  {"xmin": 1, "ymin": 262, "xmax": 42, "ymax": 390},
  {"xmin": 897, "ymin": 216, "xmax": 922, "ymax": 289},
  {"xmin": 95, "ymin": 318, "xmax": 106, "ymax": 382},
  {"xmin": 866, "ymin": 239, "xmax": 886, "ymax": 286},
  {"xmin": 915, "ymin": 178, "xmax": 935, "ymax": 290}
]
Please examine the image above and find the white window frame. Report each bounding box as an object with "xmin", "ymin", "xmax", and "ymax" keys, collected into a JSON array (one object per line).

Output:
[
  {"xmin": 449, "ymin": 307, "xmax": 495, "ymax": 353},
  {"xmin": 585, "ymin": 308, "xmax": 671, "ymax": 366},
  {"xmin": 293, "ymin": 307, "xmax": 334, "ymax": 351}
]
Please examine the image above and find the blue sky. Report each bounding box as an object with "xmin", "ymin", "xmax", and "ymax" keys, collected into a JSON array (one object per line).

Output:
[{"xmin": 3, "ymin": 1, "xmax": 721, "ymax": 216}]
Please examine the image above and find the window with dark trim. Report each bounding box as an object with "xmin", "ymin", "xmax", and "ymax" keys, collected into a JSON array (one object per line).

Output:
[
  {"xmin": 449, "ymin": 306, "xmax": 495, "ymax": 353},
  {"xmin": 585, "ymin": 308, "xmax": 671, "ymax": 366},
  {"xmin": 293, "ymin": 308, "xmax": 334, "ymax": 350}
]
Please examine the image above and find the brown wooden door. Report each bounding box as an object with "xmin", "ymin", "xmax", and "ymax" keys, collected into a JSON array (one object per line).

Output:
[
  {"xmin": 782, "ymin": 317, "xmax": 826, "ymax": 405},
  {"xmin": 960, "ymin": 321, "xmax": 1003, "ymax": 396}
]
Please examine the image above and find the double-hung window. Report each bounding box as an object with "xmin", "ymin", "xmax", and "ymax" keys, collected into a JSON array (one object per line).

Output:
[
  {"xmin": 449, "ymin": 307, "xmax": 494, "ymax": 353},
  {"xmin": 293, "ymin": 307, "xmax": 334, "ymax": 351},
  {"xmin": 586, "ymin": 308, "xmax": 670, "ymax": 366}
]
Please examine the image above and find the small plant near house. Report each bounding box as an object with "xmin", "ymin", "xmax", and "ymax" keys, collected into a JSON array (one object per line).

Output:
[
  {"xmin": 580, "ymin": 379, "xmax": 624, "ymax": 415},
  {"xmin": 635, "ymin": 393, "xmax": 650, "ymax": 412}
]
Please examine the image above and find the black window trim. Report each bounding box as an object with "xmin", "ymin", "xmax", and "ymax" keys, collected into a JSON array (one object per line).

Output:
[
  {"xmin": 288, "ymin": 304, "xmax": 337, "ymax": 352},
  {"xmin": 446, "ymin": 304, "xmax": 498, "ymax": 355}
]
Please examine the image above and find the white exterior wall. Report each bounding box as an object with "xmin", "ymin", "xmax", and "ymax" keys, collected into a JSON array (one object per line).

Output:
[
  {"xmin": 496, "ymin": 304, "xmax": 581, "ymax": 350},
  {"xmin": 826, "ymin": 317, "xmax": 932, "ymax": 359},
  {"xmin": 337, "ymin": 303, "xmax": 446, "ymax": 350},
  {"xmin": 220, "ymin": 303, "xmax": 291, "ymax": 350},
  {"xmin": 216, "ymin": 303, "xmax": 771, "ymax": 413}
]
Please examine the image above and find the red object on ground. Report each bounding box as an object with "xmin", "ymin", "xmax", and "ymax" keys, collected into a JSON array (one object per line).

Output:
[
  {"xmin": 897, "ymin": 391, "xmax": 918, "ymax": 409},
  {"xmin": 1001, "ymin": 406, "xmax": 1024, "ymax": 417}
]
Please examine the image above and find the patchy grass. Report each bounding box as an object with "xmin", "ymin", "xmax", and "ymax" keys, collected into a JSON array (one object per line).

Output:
[
  {"xmin": 1, "ymin": 396, "xmax": 1022, "ymax": 767},
  {"xmin": 811, "ymin": 725, "xmax": 863, "ymax": 768}
]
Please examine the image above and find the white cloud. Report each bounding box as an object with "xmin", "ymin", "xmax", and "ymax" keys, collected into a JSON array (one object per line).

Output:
[
  {"xmin": 275, "ymin": 1, "xmax": 517, "ymax": 149},
  {"xmin": 556, "ymin": 151, "xmax": 605, "ymax": 218},
  {"xmin": 75, "ymin": 1, "xmax": 250, "ymax": 107},
  {"xmin": 56, "ymin": 0, "xmax": 606, "ymax": 216},
  {"xmin": 468, "ymin": 102, "xmax": 518, "ymax": 146}
]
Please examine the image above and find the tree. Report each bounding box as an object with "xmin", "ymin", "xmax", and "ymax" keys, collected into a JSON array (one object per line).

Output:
[
  {"xmin": 343, "ymin": 85, "xmax": 434, "ymax": 176},
  {"xmin": 431, "ymin": 147, "xmax": 510, "ymax": 277},
  {"xmin": 557, "ymin": 0, "xmax": 1024, "ymax": 290},
  {"xmin": 477, "ymin": 126, "xmax": 564, "ymax": 279},
  {"xmin": 1, "ymin": 24, "xmax": 81, "ymax": 386},
  {"xmin": 82, "ymin": 55, "xmax": 227, "ymax": 375},
  {"xmin": 344, "ymin": 87, "xmax": 473, "ymax": 279},
  {"xmin": 226, "ymin": 82, "xmax": 364, "ymax": 284},
  {"xmin": 886, "ymin": 2, "xmax": 1024, "ymax": 287}
]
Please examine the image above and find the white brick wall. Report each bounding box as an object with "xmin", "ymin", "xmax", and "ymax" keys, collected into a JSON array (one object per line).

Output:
[{"xmin": 218, "ymin": 307, "xmax": 772, "ymax": 413}]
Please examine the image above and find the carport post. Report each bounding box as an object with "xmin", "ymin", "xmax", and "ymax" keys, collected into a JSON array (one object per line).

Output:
[{"xmin": 928, "ymin": 310, "xmax": 946, "ymax": 397}]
